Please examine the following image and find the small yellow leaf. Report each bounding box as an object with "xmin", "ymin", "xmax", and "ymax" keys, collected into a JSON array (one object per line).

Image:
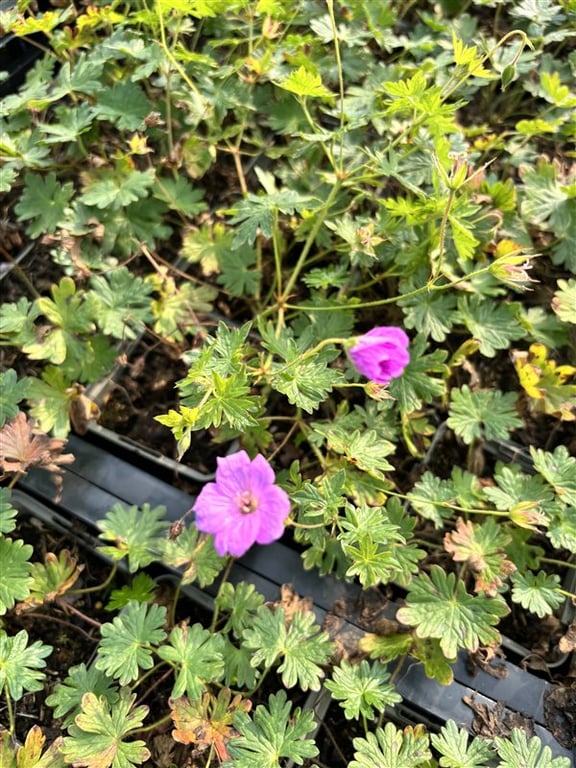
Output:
[{"xmin": 127, "ymin": 134, "xmax": 151, "ymax": 155}]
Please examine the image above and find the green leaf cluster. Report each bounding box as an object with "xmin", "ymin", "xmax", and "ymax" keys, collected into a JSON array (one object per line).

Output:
[
  {"xmin": 95, "ymin": 601, "xmax": 167, "ymax": 685},
  {"xmin": 242, "ymin": 605, "xmax": 333, "ymax": 691},
  {"xmin": 97, "ymin": 503, "xmax": 168, "ymax": 573},
  {"xmin": 396, "ymin": 565, "xmax": 509, "ymax": 659},
  {"xmin": 227, "ymin": 691, "xmax": 319, "ymax": 768}
]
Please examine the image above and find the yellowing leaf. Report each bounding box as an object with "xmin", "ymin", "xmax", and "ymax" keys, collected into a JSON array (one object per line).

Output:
[
  {"xmin": 512, "ymin": 343, "xmax": 576, "ymax": 421},
  {"xmin": 127, "ymin": 134, "xmax": 151, "ymax": 155},
  {"xmin": 540, "ymin": 71, "xmax": 576, "ymax": 107},
  {"xmin": 452, "ymin": 35, "xmax": 494, "ymax": 79},
  {"xmin": 277, "ymin": 66, "xmax": 333, "ymax": 99},
  {"xmin": 170, "ymin": 689, "xmax": 250, "ymax": 761},
  {"xmin": 63, "ymin": 691, "xmax": 150, "ymax": 768},
  {"xmin": 19, "ymin": 550, "xmax": 84, "ymax": 610},
  {"xmin": 552, "ymin": 279, "xmax": 576, "ymax": 324},
  {"xmin": 443, "ymin": 517, "xmax": 516, "ymax": 597},
  {"xmin": 8, "ymin": 9, "xmax": 72, "ymax": 36},
  {"xmin": 0, "ymin": 725, "xmax": 65, "ymax": 768},
  {"xmin": 412, "ymin": 637, "xmax": 454, "ymax": 685},
  {"xmin": 360, "ymin": 632, "xmax": 413, "ymax": 661}
]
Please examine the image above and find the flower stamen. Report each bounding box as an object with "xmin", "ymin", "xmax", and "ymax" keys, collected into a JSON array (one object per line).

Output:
[{"xmin": 237, "ymin": 490, "xmax": 258, "ymax": 515}]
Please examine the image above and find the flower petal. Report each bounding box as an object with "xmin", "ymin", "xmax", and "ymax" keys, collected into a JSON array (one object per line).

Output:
[
  {"xmin": 192, "ymin": 450, "xmax": 289, "ymax": 558},
  {"xmin": 256, "ymin": 486, "xmax": 290, "ymax": 544},
  {"xmin": 213, "ymin": 450, "xmax": 252, "ymax": 496},
  {"xmin": 193, "ymin": 484, "xmax": 236, "ymax": 534},
  {"xmin": 349, "ymin": 326, "xmax": 410, "ymax": 385},
  {"xmin": 214, "ymin": 512, "xmax": 260, "ymax": 558}
]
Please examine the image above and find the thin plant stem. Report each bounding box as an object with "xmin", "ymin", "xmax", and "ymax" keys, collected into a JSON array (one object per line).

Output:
[
  {"xmin": 164, "ymin": 70, "xmax": 174, "ymax": 159},
  {"xmin": 385, "ymin": 488, "xmax": 510, "ymax": 518},
  {"xmin": 557, "ymin": 588, "xmax": 576, "ymax": 601},
  {"xmin": 541, "ymin": 557, "xmax": 576, "ymax": 571},
  {"xmin": 3, "ymin": 685, "xmax": 15, "ymax": 735},
  {"xmin": 432, "ymin": 186, "xmax": 456, "ymax": 280},
  {"xmin": 130, "ymin": 661, "xmax": 171, "ymax": 697},
  {"xmin": 376, "ymin": 654, "xmax": 407, "ymax": 730},
  {"xmin": 210, "ymin": 556, "xmax": 235, "ymax": 634},
  {"xmin": 205, "ymin": 742, "xmax": 215, "ymax": 768},
  {"xmin": 272, "ymin": 211, "xmax": 283, "ymax": 309},
  {"xmin": 267, "ymin": 421, "xmax": 299, "ymax": 463},
  {"xmin": 246, "ymin": 665, "xmax": 271, "ymax": 698},
  {"xmin": 271, "ymin": 336, "xmax": 348, "ymax": 376},
  {"xmin": 169, "ymin": 577, "xmax": 183, "ymax": 628},
  {"xmin": 226, "ymin": 136, "xmax": 249, "ymax": 197},
  {"xmin": 6, "ymin": 473, "xmax": 23, "ymax": 490},
  {"xmin": 71, "ymin": 564, "xmax": 118, "ymax": 596},
  {"xmin": 22, "ymin": 611, "xmax": 99, "ymax": 642},
  {"xmin": 279, "ymin": 179, "xmax": 344, "ymax": 308},
  {"xmin": 56, "ymin": 598, "xmax": 103, "ymax": 628},
  {"xmin": 320, "ymin": 717, "xmax": 348, "ymax": 765},
  {"xmin": 0, "ymin": 247, "xmax": 40, "ymax": 298},
  {"xmin": 284, "ymin": 262, "xmax": 495, "ymax": 312},
  {"xmin": 128, "ymin": 711, "xmax": 173, "ymax": 735},
  {"xmin": 286, "ymin": 519, "xmax": 331, "ymax": 530},
  {"xmin": 411, "ymin": 538, "xmax": 443, "ymax": 550},
  {"xmin": 325, "ymin": 0, "xmax": 345, "ymax": 174},
  {"xmin": 154, "ymin": 0, "xmax": 204, "ymax": 106},
  {"xmin": 135, "ymin": 665, "xmax": 174, "ymax": 708}
]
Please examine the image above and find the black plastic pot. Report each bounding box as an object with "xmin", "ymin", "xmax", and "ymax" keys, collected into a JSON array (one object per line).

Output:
[
  {"xmin": 16, "ymin": 437, "xmax": 574, "ymax": 760},
  {"xmin": 0, "ymin": 32, "xmax": 40, "ymax": 97},
  {"xmin": 0, "ymin": 0, "xmax": 54, "ymax": 97}
]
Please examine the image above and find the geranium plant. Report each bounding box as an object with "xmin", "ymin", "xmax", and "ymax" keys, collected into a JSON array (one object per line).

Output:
[{"xmin": 1, "ymin": 0, "xmax": 576, "ymax": 765}]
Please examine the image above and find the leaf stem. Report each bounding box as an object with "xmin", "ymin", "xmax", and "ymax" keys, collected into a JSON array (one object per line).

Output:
[
  {"xmin": 279, "ymin": 179, "xmax": 343, "ymax": 307},
  {"xmin": 284, "ymin": 262, "xmax": 494, "ymax": 312},
  {"xmin": 130, "ymin": 661, "xmax": 170, "ymax": 696},
  {"xmin": 385, "ymin": 488, "xmax": 510, "ymax": 518},
  {"xmin": 21, "ymin": 611, "xmax": 99, "ymax": 642},
  {"xmin": 210, "ymin": 556, "xmax": 235, "ymax": 634},
  {"xmin": 286, "ymin": 519, "xmax": 330, "ymax": 530},
  {"xmin": 271, "ymin": 336, "xmax": 348, "ymax": 377},
  {"xmin": 56, "ymin": 598, "xmax": 102, "ymax": 628},
  {"xmin": 246, "ymin": 665, "xmax": 271, "ymax": 698},
  {"xmin": 432, "ymin": 186, "xmax": 456, "ymax": 280},
  {"xmin": 128, "ymin": 711, "xmax": 173, "ymax": 736},
  {"xmin": 556, "ymin": 588, "xmax": 576, "ymax": 601},
  {"xmin": 169, "ymin": 577, "xmax": 183, "ymax": 628},
  {"xmin": 2, "ymin": 684, "xmax": 15, "ymax": 735},
  {"xmin": 135, "ymin": 665, "xmax": 174, "ymax": 708},
  {"xmin": 154, "ymin": 0, "xmax": 205, "ymax": 108},
  {"xmin": 541, "ymin": 557, "xmax": 576, "ymax": 571},
  {"xmin": 71, "ymin": 564, "xmax": 118, "ymax": 596},
  {"xmin": 325, "ymin": 0, "xmax": 345, "ymax": 175}
]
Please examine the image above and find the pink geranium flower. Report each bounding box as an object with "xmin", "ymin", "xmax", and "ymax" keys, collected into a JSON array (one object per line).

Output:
[
  {"xmin": 193, "ymin": 450, "xmax": 290, "ymax": 558},
  {"xmin": 349, "ymin": 326, "xmax": 410, "ymax": 386}
]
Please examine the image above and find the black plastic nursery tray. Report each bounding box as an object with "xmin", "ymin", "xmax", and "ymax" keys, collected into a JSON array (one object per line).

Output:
[
  {"xmin": 0, "ymin": 0, "xmax": 54, "ymax": 97},
  {"xmin": 9, "ymin": 487, "xmax": 329, "ymax": 749},
  {"xmin": 16, "ymin": 437, "xmax": 574, "ymax": 761}
]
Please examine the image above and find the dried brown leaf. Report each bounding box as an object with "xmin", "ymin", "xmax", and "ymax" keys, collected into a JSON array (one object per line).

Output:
[
  {"xmin": 270, "ymin": 584, "xmax": 314, "ymax": 625},
  {"xmin": 0, "ymin": 411, "xmax": 74, "ymax": 475},
  {"xmin": 170, "ymin": 689, "xmax": 250, "ymax": 761},
  {"xmin": 559, "ymin": 621, "xmax": 576, "ymax": 654}
]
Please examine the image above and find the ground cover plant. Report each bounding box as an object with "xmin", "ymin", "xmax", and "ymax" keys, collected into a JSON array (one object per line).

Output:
[{"xmin": 1, "ymin": 0, "xmax": 576, "ymax": 765}]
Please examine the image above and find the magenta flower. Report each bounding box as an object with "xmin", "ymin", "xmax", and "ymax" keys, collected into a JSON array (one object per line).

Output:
[
  {"xmin": 348, "ymin": 326, "xmax": 410, "ymax": 386},
  {"xmin": 193, "ymin": 450, "xmax": 290, "ymax": 558}
]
